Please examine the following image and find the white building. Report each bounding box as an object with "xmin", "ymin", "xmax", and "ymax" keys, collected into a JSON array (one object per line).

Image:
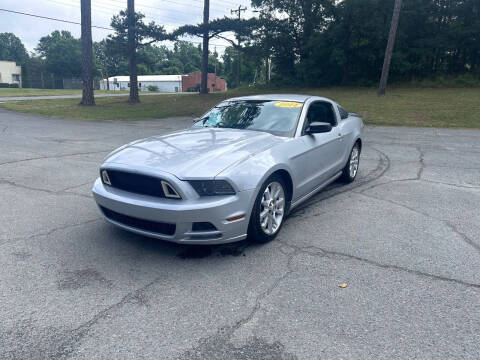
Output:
[
  {"xmin": 99, "ymin": 75, "xmax": 182, "ymax": 92},
  {"xmin": 0, "ymin": 61, "xmax": 22, "ymax": 87}
]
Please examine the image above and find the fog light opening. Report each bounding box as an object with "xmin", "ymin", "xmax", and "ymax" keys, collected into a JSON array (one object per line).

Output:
[{"xmin": 192, "ymin": 222, "xmax": 217, "ymax": 232}]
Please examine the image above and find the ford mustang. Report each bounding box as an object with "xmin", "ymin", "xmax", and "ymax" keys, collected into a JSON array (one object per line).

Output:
[{"xmin": 92, "ymin": 94, "xmax": 363, "ymax": 244}]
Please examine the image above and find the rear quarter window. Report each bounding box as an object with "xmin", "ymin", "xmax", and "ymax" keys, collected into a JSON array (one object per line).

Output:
[{"xmin": 338, "ymin": 106, "xmax": 349, "ymax": 120}]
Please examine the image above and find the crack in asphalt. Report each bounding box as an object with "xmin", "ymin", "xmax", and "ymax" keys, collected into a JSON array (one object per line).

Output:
[
  {"xmin": 230, "ymin": 250, "xmax": 297, "ymax": 335},
  {"xmin": 177, "ymin": 249, "xmax": 299, "ymax": 360},
  {"xmin": 277, "ymin": 240, "xmax": 480, "ymax": 290},
  {"xmin": 0, "ymin": 218, "xmax": 101, "ymax": 249},
  {"xmin": 361, "ymin": 178, "xmax": 480, "ymax": 193},
  {"xmin": 355, "ymin": 191, "xmax": 480, "ymax": 255},
  {"xmin": 415, "ymin": 145, "xmax": 425, "ymax": 179},
  {"xmin": 420, "ymin": 178, "xmax": 480, "ymax": 189},
  {"xmin": 60, "ymin": 180, "xmax": 94, "ymax": 192},
  {"xmin": 357, "ymin": 144, "xmax": 425, "ymax": 193},
  {"xmin": 53, "ymin": 275, "xmax": 165, "ymax": 360},
  {"xmin": 353, "ymin": 143, "xmax": 479, "ymax": 192},
  {"xmin": 0, "ymin": 149, "xmax": 110, "ymax": 166},
  {"xmin": 0, "ymin": 179, "xmax": 91, "ymax": 197}
]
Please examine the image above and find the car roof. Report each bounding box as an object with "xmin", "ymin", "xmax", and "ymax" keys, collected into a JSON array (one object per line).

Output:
[{"xmin": 225, "ymin": 94, "xmax": 336, "ymax": 104}]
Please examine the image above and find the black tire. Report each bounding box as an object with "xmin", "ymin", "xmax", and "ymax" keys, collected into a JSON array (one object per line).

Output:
[
  {"xmin": 247, "ymin": 174, "xmax": 289, "ymax": 243},
  {"xmin": 340, "ymin": 142, "xmax": 361, "ymax": 183}
]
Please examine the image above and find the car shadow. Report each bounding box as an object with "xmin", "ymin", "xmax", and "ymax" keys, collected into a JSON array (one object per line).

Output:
[{"xmin": 108, "ymin": 226, "xmax": 255, "ymax": 260}]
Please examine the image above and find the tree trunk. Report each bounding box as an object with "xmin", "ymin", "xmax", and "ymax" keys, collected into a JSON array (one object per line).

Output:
[
  {"xmin": 378, "ymin": 0, "xmax": 402, "ymax": 96},
  {"xmin": 200, "ymin": 0, "xmax": 209, "ymax": 94},
  {"xmin": 128, "ymin": 0, "xmax": 140, "ymax": 102},
  {"xmin": 80, "ymin": 0, "xmax": 95, "ymax": 106},
  {"xmin": 265, "ymin": 57, "xmax": 270, "ymax": 86}
]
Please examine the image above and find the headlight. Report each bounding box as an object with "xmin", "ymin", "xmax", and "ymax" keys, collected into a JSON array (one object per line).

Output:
[{"xmin": 189, "ymin": 180, "xmax": 236, "ymax": 196}]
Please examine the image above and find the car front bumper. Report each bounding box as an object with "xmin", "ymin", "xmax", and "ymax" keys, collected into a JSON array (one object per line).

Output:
[{"xmin": 92, "ymin": 178, "xmax": 255, "ymax": 244}]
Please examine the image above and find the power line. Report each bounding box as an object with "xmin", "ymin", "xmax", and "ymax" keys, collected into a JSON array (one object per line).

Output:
[
  {"xmin": 0, "ymin": 7, "xmax": 229, "ymax": 47},
  {"xmin": 43, "ymin": 0, "xmax": 200, "ymax": 26},
  {"xmin": 45, "ymin": 0, "xmax": 121, "ymax": 17},
  {"xmin": 192, "ymin": 0, "xmax": 244, "ymax": 8},
  {"xmin": 103, "ymin": 0, "xmax": 231, "ymax": 16},
  {"xmin": 43, "ymin": 0, "xmax": 237, "ymax": 28},
  {"xmin": 0, "ymin": 8, "xmax": 112, "ymax": 30}
]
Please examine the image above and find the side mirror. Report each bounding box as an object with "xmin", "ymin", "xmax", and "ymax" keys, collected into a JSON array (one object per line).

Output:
[
  {"xmin": 306, "ymin": 122, "xmax": 332, "ymax": 134},
  {"xmin": 192, "ymin": 117, "xmax": 202, "ymax": 123}
]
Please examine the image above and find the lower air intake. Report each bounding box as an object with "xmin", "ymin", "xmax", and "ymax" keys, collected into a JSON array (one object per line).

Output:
[{"xmin": 100, "ymin": 206, "xmax": 176, "ymax": 236}]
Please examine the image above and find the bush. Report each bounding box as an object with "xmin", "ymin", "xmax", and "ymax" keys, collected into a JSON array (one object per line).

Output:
[
  {"xmin": 9, "ymin": 83, "xmax": 19, "ymax": 88},
  {"xmin": 147, "ymin": 85, "xmax": 159, "ymax": 92},
  {"xmin": 0, "ymin": 83, "xmax": 9, "ymax": 88},
  {"xmin": 401, "ymin": 74, "xmax": 480, "ymax": 88}
]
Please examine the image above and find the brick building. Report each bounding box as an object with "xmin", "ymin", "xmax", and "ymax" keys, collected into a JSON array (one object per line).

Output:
[{"xmin": 182, "ymin": 71, "xmax": 227, "ymax": 92}]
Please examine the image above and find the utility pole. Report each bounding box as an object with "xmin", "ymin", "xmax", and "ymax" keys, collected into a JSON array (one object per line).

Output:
[
  {"xmin": 214, "ymin": 46, "xmax": 217, "ymax": 75},
  {"xmin": 80, "ymin": 0, "xmax": 95, "ymax": 105},
  {"xmin": 231, "ymin": 5, "xmax": 246, "ymax": 87},
  {"xmin": 378, "ymin": 0, "xmax": 402, "ymax": 96},
  {"xmin": 127, "ymin": 0, "xmax": 140, "ymax": 102},
  {"xmin": 200, "ymin": 0, "xmax": 209, "ymax": 94}
]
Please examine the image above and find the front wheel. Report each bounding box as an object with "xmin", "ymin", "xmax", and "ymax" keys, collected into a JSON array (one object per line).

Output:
[
  {"xmin": 248, "ymin": 175, "xmax": 288, "ymax": 243},
  {"xmin": 340, "ymin": 142, "xmax": 361, "ymax": 183}
]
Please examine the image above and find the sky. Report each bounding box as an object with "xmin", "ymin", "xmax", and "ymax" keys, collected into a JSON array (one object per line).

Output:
[{"xmin": 0, "ymin": 0, "xmax": 254, "ymax": 54}]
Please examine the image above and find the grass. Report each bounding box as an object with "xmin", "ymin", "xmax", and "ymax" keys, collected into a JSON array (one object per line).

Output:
[
  {"xmin": 1, "ymin": 87, "xmax": 480, "ymax": 128},
  {"xmin": 0, "ymin": 88, "xmax": 127, "ymax": 97}
]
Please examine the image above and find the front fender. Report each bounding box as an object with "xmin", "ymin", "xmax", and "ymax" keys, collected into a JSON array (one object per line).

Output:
[
  {"xmin": 216, "ymin": 149, "xmax": 294, "ymax": 193},
  {"xmin": 216, "ymin": 150, "xmax": 295, "ymax": 219}
]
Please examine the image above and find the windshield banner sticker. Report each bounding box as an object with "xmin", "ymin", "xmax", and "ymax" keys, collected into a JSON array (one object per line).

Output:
[{"xmin": 274, "ymin": 102, "xmax": 302, "ymax": 108}]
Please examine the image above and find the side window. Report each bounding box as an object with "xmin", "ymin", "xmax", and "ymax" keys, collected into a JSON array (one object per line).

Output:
[
  {"xmin": 303, "ymin": 101, "xmax": 337, "ymax": 134},
  {"xmin": 338, "ymin": 105, "xmax": 349, "ymax": 120}
]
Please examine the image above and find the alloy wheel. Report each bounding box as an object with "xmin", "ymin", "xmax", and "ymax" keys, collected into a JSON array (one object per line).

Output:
[
  {"xmin": 349, "ymin": 145, "xmax": 360, "ymax": 178},
  {"xmin": 259, "ymin": 181, "xmax": 285, "ymax": 235}
]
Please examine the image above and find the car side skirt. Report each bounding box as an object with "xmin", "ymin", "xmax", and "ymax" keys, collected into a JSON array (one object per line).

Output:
[{"xmin": 290, "ymin": 171, "xmax": 342, "ymax": 210}]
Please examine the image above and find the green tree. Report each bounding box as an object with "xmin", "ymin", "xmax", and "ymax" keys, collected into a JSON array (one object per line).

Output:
[
  {"xmin": 247, "ymin": 0, "xmax": 479, "ymax": 87},
  {"xmin": 0, "ymin": 33, "xmax": 28, "ymax": 64},
  {"xmin": 108, "ymin": 8, "xmax": 170, "ymax": 102},
  {"xmin": 36, "ymin": 31, "xmax": 82, "ymax": 78}
]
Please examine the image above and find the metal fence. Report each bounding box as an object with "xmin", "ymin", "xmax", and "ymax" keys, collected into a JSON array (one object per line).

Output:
[{"xmin": 24, "ymin": 73, "xmax": 100, "ymax": 89}]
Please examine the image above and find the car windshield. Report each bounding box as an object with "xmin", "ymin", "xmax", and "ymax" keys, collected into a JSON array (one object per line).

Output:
[{"xmin": 193, "ymin": 100, "xmax": 304, "ymax": 137}]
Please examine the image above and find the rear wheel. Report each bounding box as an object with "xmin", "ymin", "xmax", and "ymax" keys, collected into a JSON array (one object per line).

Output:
[
  {"xmin": 340, "ymin": 142, "xmax": 360, "ymax": 183},
  {"xmin": 248, "ymin": 175, "xmax": 288, "ymax": 243}
]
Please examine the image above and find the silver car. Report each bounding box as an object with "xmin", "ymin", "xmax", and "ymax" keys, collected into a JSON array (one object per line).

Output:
[{"xmin": 92, "ymin": 94, "xmax": 363, "ymax": 244}]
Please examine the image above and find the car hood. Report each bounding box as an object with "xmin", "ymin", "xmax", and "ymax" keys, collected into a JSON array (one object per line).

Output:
[{"xmin": 104, "ymin": 128, "xmax": 287, "ymax": 179}]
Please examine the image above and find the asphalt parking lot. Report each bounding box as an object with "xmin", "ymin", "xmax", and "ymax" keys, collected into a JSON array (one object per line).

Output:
[{"xmin": 1, "ymin": 107, "xmax": 479, "ymax": 359}]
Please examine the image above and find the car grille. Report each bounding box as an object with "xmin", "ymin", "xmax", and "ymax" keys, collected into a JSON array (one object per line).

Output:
[
  {"xmin": 100, "ymin": 206, "xmax": 176, "ymax": 236},
  {"xmin": 102, "ymin": 169, "xmax": 172, "ymax": 198}
]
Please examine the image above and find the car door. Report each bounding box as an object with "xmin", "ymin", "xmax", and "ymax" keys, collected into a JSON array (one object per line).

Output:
[{"xmin": 299, "ymin": 101, "xmax": 345, "ymax": 192}]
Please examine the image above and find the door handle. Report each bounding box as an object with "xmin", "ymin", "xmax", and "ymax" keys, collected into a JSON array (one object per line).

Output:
[{"xmin": 338, "ymin": 133, "xmax": 342, "ymax": 137}]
